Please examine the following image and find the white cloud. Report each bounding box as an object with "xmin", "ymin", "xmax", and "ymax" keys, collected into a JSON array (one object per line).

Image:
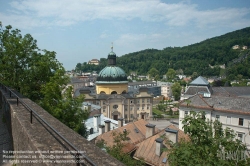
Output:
[
  {"xmin": 0, "ymin": 0, "xmax": 248, "ymax": 29},
  {"xmin": 115, "ymin": 33, "xmax": 171, "ymax": 49},
  {"xmin": 0, "ymin": 13, "xmax": 49, "ymax": 29},
  {"xmin": 194, "ymin": 8, "xmax": 250, "ymax": 28},
  {"xmin": 100, "ymin": 33, "xmax": 108, "ymax": 39}
]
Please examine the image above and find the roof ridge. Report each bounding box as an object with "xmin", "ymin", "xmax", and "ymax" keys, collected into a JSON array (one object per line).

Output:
[
  {"xmin": 198, "ymin": 94, "xmax": 213, "ymax": 108},
  {"xmin": 132, "ymin": 120, "xmax": 146, "ymax": 140}
]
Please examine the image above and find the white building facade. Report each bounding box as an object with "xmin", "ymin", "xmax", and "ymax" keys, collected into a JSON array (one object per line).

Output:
[{"xmin": 179, "ymin": 92, "xmax": 250, "ymax": 150}]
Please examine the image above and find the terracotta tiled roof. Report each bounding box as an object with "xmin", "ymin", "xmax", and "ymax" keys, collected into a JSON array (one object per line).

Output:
[
  {"xmin": 121, "ymin": 142, "xmax": 136, "ymax": 154},
  {"xmin": 95, "ymin": 119, "xmax": 161, "ymax": 153},
  {"xmin": 133, "ymin": 124, "xmax": 189, "ymax": 166}
]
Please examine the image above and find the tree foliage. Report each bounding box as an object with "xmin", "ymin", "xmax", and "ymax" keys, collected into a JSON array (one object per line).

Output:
[
  {"xmin": 171, "ymin": 82, "xmax": 182, "ymax": 101},
  {"xmin": 167, "ymin": 111, "xmax": 250, "ymax": 166},
  {"xmin": 0, "ymin": 24, "xmax": 89, "ymax": 137},
  {"xmin": 148, "ymin": 67, "xmax": 159, "ymax": 79},
  {"xmin": 166, "ymin": 68, "xmax": 176, "ymax": 81}
]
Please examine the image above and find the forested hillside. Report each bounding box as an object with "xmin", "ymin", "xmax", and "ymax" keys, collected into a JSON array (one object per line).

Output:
[{"xmin": 76, "ymin": 27, "xmax": 250, "ymax": 79}]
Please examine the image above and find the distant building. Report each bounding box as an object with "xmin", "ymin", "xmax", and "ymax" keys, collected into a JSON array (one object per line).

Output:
[
  {"xmin": 130, "ymin": 71, "xmax": 137, "ymax": 76},
  {"xmin": 179, "ymin": 76, "xmax": 250, "ymax": 151},
  {"xmin": 184, "ymin": 77, "xmax": 192, "ymax": 82},
  {"xmin": 242, "ymin": 46, "xmax": 248, "ymax": 50},
  {"xmin": 88, "ymin": 59, "xmax": 100, "ymax": 65},
  {"xmin": 128, "ymin": 81, "xmax": 161, "ymax": 97},
  {"xmin": 85, "ymin": 114, "xmax": 118, "ymax": 141},
  {"xmin": 75, "ymin": 48, "xmax": 153, "ymax": 123},
  {"xmin": 69, "ymin": 76, "xmax": 96, "ymax": 91},
  {"xmin": 181, "ymin": 76, "xmax": 212, "ymax": 100},
  {"xmin": 176, "ymin": 74, "xmax": 186, "ymax": 79},
  {"xmin": 219, "ymin": 64, "xmax": 226, "ymax": 69},
  {"xmin": 157, "ymin": 81, "xmax": 173, "ymax": 99},
  {"xmin": 209, "ymin": 64, "xmax": 225, "ymax": 69},
  {"xmin": 82, "ymin": 102, "xmax": 101, "ymax": 117},
  {"xmin": 137, "ymin": 75, "xmax": 148, "ymax": 80},
  {"xmin": 232, "ymin": 45, "xmax": 240, "ymax": 49},
  {"xmin": 179, "ymin": 92, "xmax": 250, "ymax": 151},
  {"xmin": 231, "ymin": 80, "xmax": 239, "ymax": 85}
]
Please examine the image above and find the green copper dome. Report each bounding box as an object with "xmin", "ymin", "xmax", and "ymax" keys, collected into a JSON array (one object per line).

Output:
[
  {"xmin": 96, "ymin": 66, "xmax": 128, "ymax": 83},
  {"xmin": 96, "ymin": 49, "xmax": 128, "ymax": 84},
  {"xmin": 108, "ymin": 51, "xmax": 116, "ymax": 56}
]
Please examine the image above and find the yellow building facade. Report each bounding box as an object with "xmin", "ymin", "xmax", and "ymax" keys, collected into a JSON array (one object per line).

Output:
[{"xmin": 79, "ymin": 49, "xmax": 153, "ymax": 123}]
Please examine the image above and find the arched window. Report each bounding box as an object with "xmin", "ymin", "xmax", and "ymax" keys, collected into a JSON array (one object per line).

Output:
[
  {"xmin": 122, "ymin": 90, "xmax": 126, "ymax": 94},
  {"xmin": 100, "ymin": 91, "xmax": 106, "ymax": 94},
  {"xmin": 111, "ymin": 91, "xmax": 117, "ymax": 94}
]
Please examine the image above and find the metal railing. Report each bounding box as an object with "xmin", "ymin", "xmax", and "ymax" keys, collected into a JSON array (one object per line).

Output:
[{"xmin": 0, "ymin": 83, "xmax": 96, "ymax": 166}]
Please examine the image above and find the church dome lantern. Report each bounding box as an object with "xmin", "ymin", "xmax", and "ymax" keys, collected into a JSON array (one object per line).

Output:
[
  {"xmin": 96, "ymin": 44, "xmax": 128, "ymax": 94},
  {"xmin": 108, "ymin": 51, "xmax": 116, "ymax": 65}
]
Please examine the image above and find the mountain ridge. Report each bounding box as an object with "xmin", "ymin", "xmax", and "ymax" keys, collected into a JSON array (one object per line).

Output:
[{"xmin": 76, "ymin": 26, "xmax": 250, "ymax": 79}]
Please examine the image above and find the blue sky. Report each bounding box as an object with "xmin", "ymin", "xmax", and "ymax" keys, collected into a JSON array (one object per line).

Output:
[{"xmin": 0, "ymin": 0, "xmax": 250, "ymax": 70}]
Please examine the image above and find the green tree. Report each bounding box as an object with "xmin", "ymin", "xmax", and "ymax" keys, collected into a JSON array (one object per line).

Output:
[
  {"xmin": 171, "ymin": 82, "xmax": 182, "ymax": 101},
  {"xmin": 0, "ymin": 25, "xmax": 39, "ymax": 91},
  {"xmin": 148, "ymin": 67, "xmax": 159, "ymax": 79},
  {"xmin": 191, "ymin": 72, "xmax": 198, "ymax": 80},
  {"xmin": 157, "ymin": 102, "xmax": 165, "ymax": 112},
  {"xmin": 154, "ymin": 74, "xmax": 160, "ymax": 81},
  {"xmin": 166, "ymin": 68, "xmax": 176, "ymax": 81},
  {"xmin": 169, "ymin": 108, "xmax": 173, "ymax": 116},
  {"xmin": 75, "ymin": 63, "xmax": 82, "ymax": 72},
  {"xmin": 176, "ymin": 69, "xmax": 184, "ymax": 75},
  {"xmin": 0, "ymin": 24, "xmax": 89, "ymax": 138},
  {"xmin": 60, "ymin": 86, "xmax": 89, "ymax": 137},
  {"xmin": 167, "ymin": 111, "xmax": 249, "ymax": 166}
]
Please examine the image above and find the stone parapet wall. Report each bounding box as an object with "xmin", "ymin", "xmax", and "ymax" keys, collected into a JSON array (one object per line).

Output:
[{"xmin": 0, "ymin": 88, "xmax": 124, "ymax": 166}]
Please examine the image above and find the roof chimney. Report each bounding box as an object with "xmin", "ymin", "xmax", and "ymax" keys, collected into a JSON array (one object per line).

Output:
[
  {"xmin": 118, "ymin": 118, "xmax": 123, "ymax": 127},
  {"xmin": 145, "ymin": 124, "xmax": 156, "ymax": 138},
  {"xmin": 165, "ymin": 128, "xmax": 178, "ymax": 144},
  {"xmin": 99, "ymin": 124, "xmax": 105, "ymax": 135},
  {"xmin": 155, "ymin": 138, "xmax": 163, "ymax": 156},
  {"xmin": 93, "ymin": 114, "xmax": 101, "ymax": 133},
  {"xmin": 104, "ymin": 120, "xmax": 111, "ymax": 132},
  {"xmin": 87, "ymin": 103, "xmax": 91, "ymax": 112}
]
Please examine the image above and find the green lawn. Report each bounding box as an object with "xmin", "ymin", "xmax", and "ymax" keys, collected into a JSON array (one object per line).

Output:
[{"xmin": 152, "ymin": 108, "xmax": 164, "ymax": 115}]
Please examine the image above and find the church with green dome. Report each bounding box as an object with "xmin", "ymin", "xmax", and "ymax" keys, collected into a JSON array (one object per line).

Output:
[
  {"xmin": 96, "ymin": 49, "xmax": 128, "ymax": 94},
  {"xmin": 76, "ymin": 47, "xmax": 153, "ymax": 123}
]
